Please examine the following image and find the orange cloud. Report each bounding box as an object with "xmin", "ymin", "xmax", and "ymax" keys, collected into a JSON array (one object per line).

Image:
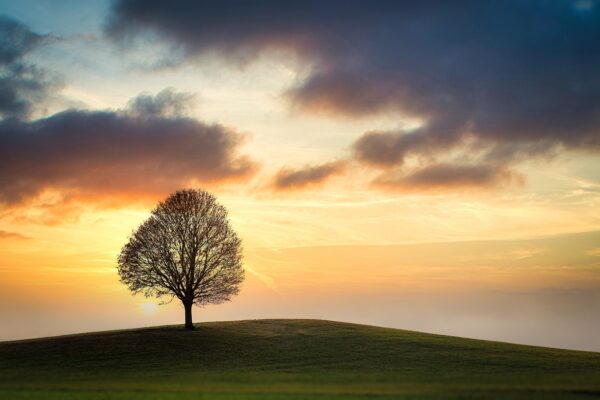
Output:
[
  {"xmin": 0, "ymin": 91, "xmax": 259, "ymax": 212},
  {"xmin": 0, "ymin": 230, "xmax": 30, "ymax": 240}
]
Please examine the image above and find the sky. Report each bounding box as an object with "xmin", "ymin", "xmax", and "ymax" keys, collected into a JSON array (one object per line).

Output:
[{"xmin": 0, "ymin": 0, "xmax": 599, "ymax": 351}]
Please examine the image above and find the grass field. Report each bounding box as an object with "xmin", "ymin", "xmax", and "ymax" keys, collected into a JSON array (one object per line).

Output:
[{"xmin": 1, "ymin": 319, "xmax": 599, "ymax": 399}]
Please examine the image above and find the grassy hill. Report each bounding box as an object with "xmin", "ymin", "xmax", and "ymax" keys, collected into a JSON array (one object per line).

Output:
[{"xmin": 1, "ymin": 319, "xmax": 599, "ymax": 399}]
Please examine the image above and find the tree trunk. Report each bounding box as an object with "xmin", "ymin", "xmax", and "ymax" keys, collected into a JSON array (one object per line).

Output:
[{"xmin": 184, "ymin": 301, "xmax": 194, "ymax": 330}]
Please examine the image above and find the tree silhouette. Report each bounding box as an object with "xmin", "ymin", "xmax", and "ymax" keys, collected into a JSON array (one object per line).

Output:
[{"xmin": 117, "ymin": 189, "xmax": 244, "ymax": 330}]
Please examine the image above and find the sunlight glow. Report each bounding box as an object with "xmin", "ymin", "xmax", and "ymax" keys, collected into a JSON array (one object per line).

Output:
[{"xmin": 140, "ymin": 302, "xmax": 158, "ymax": 316}]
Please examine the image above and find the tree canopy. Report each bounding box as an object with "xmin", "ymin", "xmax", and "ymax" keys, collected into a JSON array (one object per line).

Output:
[{"xmin": 117, "ymin": 189, "xmax": 244, "ymax": 329}]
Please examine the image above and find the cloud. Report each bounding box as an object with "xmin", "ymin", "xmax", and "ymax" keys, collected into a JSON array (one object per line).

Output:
[
  {"xmin": 373, "ymin": 163, "xmax": 523, "ymax": 192},
  {"xmin": 352, "ymin": 126, "xmax": 462, "ymax": 168},
  {"xmin": 127, "ymin": 87, "xmax": 196, "ymax": 117},
  {"xmin": 0, "ymin": 15, "xmax": 44, "ymax": 65},
  {"xmin": 0, "ymin": 230, "xmax": 30, "ymax": 240},
  {"xmin": 106, "ymin": 1, "xmax": 600, "ymax": 190},
  {"xmin": 271, "ymin": 161, "xmax": 345, "ymax": 191},
  {"xmin": 105, "ymin": 1, "xmax": 326, "ymax": 63},
  {"xmin": 0, "ymin": 15, "xmax": 58, "ymax": 119},
  {"xmin": 0, "ymin": 90, "xmax": 257, "ymax": 207},
  {"xmin": 245, "ymin": 264, "xmax": 280, "ymax": 294}
]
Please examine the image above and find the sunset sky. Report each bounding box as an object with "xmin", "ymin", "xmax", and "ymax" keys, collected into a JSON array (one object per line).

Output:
[{"xmin": 1, "ymin": 0, "xmax": 599, "ymax": 351}]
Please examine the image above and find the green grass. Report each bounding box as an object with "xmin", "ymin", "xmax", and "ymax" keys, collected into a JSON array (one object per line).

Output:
[{"xmin": 1, "ymin": 319, "xmax": 599, "ymax": 399}]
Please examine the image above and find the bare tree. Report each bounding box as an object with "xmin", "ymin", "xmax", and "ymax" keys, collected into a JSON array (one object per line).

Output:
[{"xmin": 117, "ymin": 189, "xmax": 244, "ymax": 330}]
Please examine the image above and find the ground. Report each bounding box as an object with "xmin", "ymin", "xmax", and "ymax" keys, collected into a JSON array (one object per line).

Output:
[{"xmin": 1, "ymin": 319, "xmax": 599, "ymax": 399}]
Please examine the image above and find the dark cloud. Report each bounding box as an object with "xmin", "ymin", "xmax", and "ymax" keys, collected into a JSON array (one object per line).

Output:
[
  {"xmin": 105, "ymin": 0, "xmax": 333, "ymax": 62},
  {"xmin": 352, "ymin": 123, "xmax": 464, "ymax": 168},
  {"xmin": 106, "ymin": 0, "xmax": 600, "ymax": 189},
  {"xmin": 373, "ymin": 163, "xmax": 523, "ymax": 192},
  {"xmin": 127, "ymin": 88, "xmax": 195, "ymax": 117},
  {"xmin": 272, "ymin": 161, "xmax": 345, "ymax": 191},
  {"xmin": 0, "ymin": 15, "xmax": 44, "ymax": 65},
  {"xmin": 0, "ymin": 90, "xmax": 257, "ymax": 205},
  {"xmin": 0, "ymin": 15, "xmax": 57, "ymax": 119}
]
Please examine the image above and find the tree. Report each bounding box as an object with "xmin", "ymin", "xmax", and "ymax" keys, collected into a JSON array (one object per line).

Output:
[{"xmin": 117, "ymin": 189, "xmax": 244, "ymax": 330}]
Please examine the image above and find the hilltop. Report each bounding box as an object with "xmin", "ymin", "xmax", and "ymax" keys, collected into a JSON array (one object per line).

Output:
[{"xmin": 1, "ymin": 319, "xmax": 599, "ymax": 399}]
